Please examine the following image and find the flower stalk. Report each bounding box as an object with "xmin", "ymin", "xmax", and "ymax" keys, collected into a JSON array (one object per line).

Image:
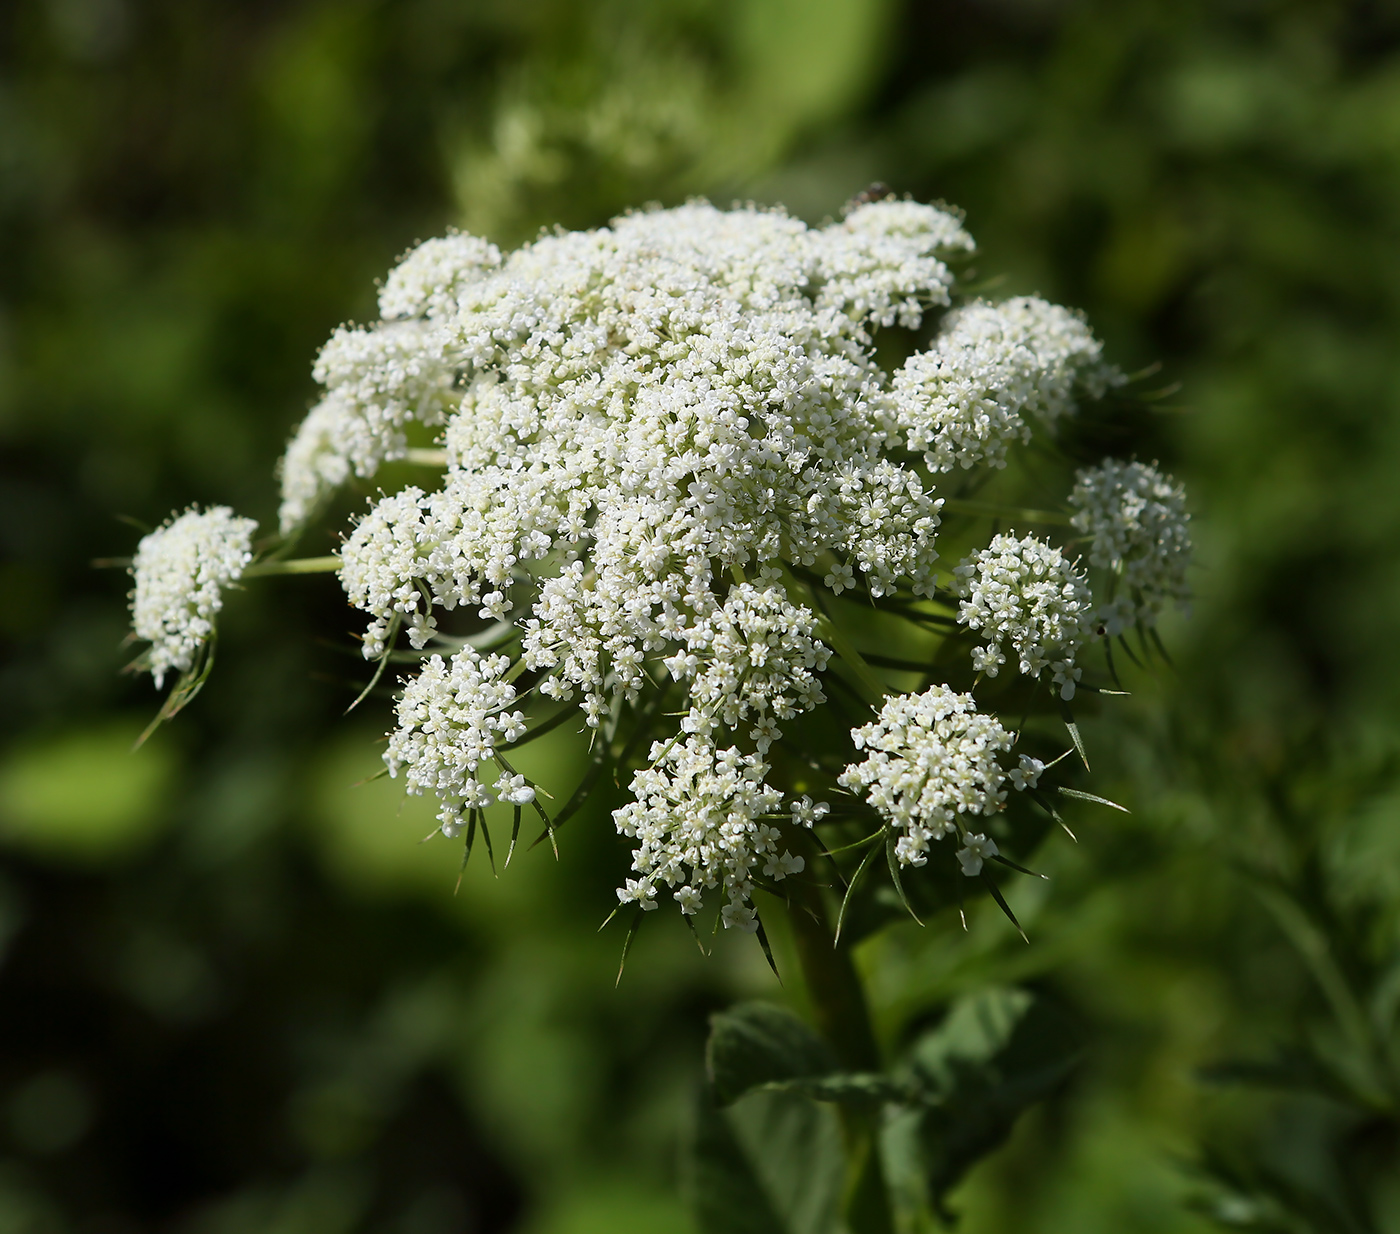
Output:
[{"xmin": 784, "ymin": 830, "xmax": 894, "ymax": 1234}]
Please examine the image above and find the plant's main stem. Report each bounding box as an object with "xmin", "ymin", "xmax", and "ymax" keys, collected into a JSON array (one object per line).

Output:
[{"xmin": 785, "ymin": 832, "xmax": 895, "ymax": 1234}]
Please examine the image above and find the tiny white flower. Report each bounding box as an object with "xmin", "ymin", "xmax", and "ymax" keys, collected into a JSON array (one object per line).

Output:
[
  {"xmin": 1009, "ymin": 755, "xmax": 1045, "ymax": 792},
  {"xmin": 493, "ymin": 772, "xmax": 536, "ymax": 805},
  {"xmin": 763, "ymin": 850, "xmax": 805, "ymax": 879},
  {"xmin": 618, "ymin": 878, "xmax": 659, "ymax": 910},
  {"xmin": 790, "ymin": 795, "xmax": 830, "ymax": 826},
  {"xmin": 823, "ymin": 562, "xmax": 856, "ymax": 594},
  {"xmin": 956, "ymin": 833, "xmax": 999, "ymax": 877},
  {"xmin": 721, "ymin": 902, "xmax": 759, "ymax": 932}
]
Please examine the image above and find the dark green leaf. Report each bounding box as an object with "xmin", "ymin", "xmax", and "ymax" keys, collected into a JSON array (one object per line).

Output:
[
  {"xmin": 687, "ymin": 1088, "xmax": 788, "ymax": 1234},
  {"xmin": 707, "ymin": 1002, "xmax": 837, "ymax": 1107},
  {"xmin": 902, "ymin": 989, "xmax": 1083, "ymax": 1216}
]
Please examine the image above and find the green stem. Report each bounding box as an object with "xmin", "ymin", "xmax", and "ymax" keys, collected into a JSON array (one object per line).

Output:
[
  {"xmin": 404, "ymin": 447, "xmax": 448, "ymax": 467},
  {"xmin": 785, "ymin": 834, "xmax": 895, "ymax": 1234},
  {"xmin": 243, "ymin": 555, "xmax": 340, "ymax": 578}
]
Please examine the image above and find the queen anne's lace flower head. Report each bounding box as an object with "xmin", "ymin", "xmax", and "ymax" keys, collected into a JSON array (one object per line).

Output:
[
  {"xmin": 1069, "ymin": 458, "xmax": 1192, "ymax": 634},
  {"xmin": 129, "ymin": 506, "xmax": 257, "ymax": 688},
  {"xmin": 665, "ymin": 569, "xmax": 831, "ymax": 754},
  {"xmin": 839, "ymin": 685, "xmax": 1014, "ymax": 868},
  {"xmin": 247, "ymin": 198, "xmax": 1159, "ymax": 921},
  {"xmin": 329, "ymin": 202, "xmax": 963, "ymax": 749},
  {"xmin": 126, "ymin": 191, "xmax": 1187, "ymax": 934},
  {"xmin": 811, "ymin": 198, "xmax": 973, "ymax": 329},
  {"xmin": 952, "ymin": 533, "xmax": 1094, "ymax": 699},
  {"xmin": 384, "ymin": 646, "xmax": 530, "ymax": 835}
]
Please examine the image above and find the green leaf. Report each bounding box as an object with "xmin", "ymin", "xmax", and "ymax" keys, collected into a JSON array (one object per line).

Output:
[
  {"xmin": 902, "ymin": 988, "xmax": 1083, "ymax": 1217},
  {"xmin": 707, "ymin": 1002, "xmax": 837, "ymax": 1106},
  {"xmin": 722, "ymin": 1089, "xmax": 846, "ymax": 1234},
  {"xmin": 688, "ymin": 1088, "xmax": 789, "ymax": 1234},
  {"xmin": 833, "ymin": 838, "xmax": 881, "ymax": 945},
  {"xmin": 885, "ymin": 830, "xmax": 924, "ymax": 926},
  {"xmin": 1197, "ymin": 1053, "xmax": 1363, "ymax": 1110},
  {"xmin": 687, "ymin": 1087, "xmax": 847, "ymax": 1234},
  {"xmin": 769, "ymin": 1072, "xmax": 912, "ymax": 1106}
]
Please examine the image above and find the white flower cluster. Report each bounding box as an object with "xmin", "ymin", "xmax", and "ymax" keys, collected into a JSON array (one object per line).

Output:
[
  {"xmin": 839, "ymin": 685, "xmax": 1014, "ymax": 868},
  {"xmin": 263, "ymin": 198, "xmax": 1141, "ymax": 918},
  {"xmin": 663, "ymin": 570, "xmax": 830, "ymax": 754},
  {"xmin": 614, "ymin": 737, "xmax": 798, "ymax": 927},
  {"xmin": 811, "ymin": 198, "xmax": 973, "ymax": 328},
  {"xmin": 952, "ymin": 533, "xmax": 1093, "ymax": 700},
  {"xmin": 893, "ymin": 296, "xmax": 1119, "ymax": 472},
  {"xmin": 129, "ymin": 506, "xmax": 257, "ymax": 688},
  {"xmin": 384, "ymin": 646, "xmax": 533, "ymax": 835},
  {"xmin": 1069, "ymin": 459, "xmax": 1192, "ymax": 634}
]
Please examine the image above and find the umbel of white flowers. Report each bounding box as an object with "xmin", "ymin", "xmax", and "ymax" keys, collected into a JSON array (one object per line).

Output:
[
  {"xmin": 127, "ymin": 197, "xmax": 1192, "ymax": 928},
  {"xmin": 129, "ymin": 506, "xmax": 257, "ymax": 688}
]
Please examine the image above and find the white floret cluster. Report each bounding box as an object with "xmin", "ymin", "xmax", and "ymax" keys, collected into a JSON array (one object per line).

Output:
[
  {"xmin": 384, "ymin": 646, "xmax": 533, "ymax": 835},
  {"xmin": 839, "ymin": 685, "xmax": 1014, "ymax": 868},
  {"xmin": 125, "ymin": 193, "xmax": 1192, "ymax": 925},
  {"xmin": 893, "ymin": 296, "xmax": 1119, "ymax": 473},
  {"xmin": 261, "ymin": 197, "xmax": 1149, "ymax": 920},
  {"xmin": 1069, "ymin": 458, "xmax": 1192, "ymax": 634},
  {"xmin": 129, "ymin": 506, "xmax": 258, "ymax": 688},
  {"xmin": 663, "ymin": 569, "xmax": 830, "ymax": 753},
  {"xmin": 952, "ymin": 533, "xmax": 1094, "ymax": 700},
  {"xmin": 614, "ymin": 737, "xmax": 797, "ymax": 927}
]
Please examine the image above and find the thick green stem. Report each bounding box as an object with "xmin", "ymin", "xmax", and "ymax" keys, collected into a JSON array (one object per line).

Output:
[{"xmin": 785, "ymin": 835, "xmax": 895, "ymax": 1234}]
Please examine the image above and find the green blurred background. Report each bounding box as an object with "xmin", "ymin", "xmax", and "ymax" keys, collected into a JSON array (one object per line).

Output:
[{"xmin": 4, "ymin": 0, "xmax": 1400, "ymax": 1230}]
